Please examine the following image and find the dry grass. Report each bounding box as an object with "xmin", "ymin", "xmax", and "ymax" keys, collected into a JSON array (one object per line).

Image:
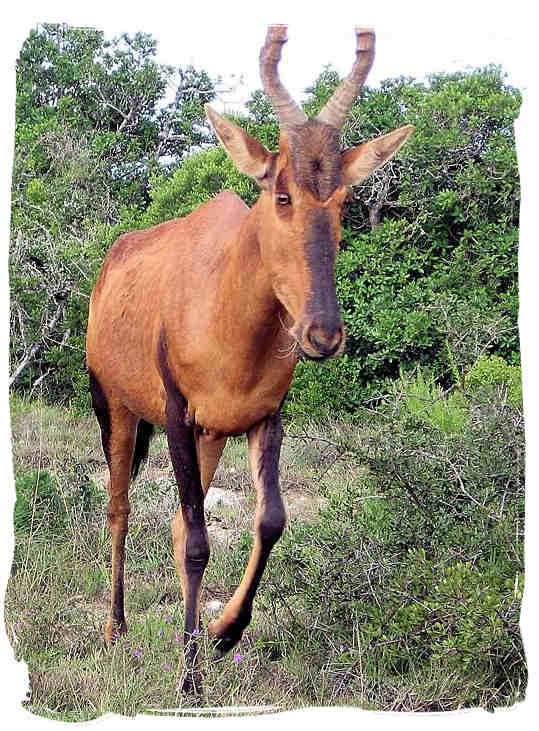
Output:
[
  {"xmin": 6, "ymin": 394, "xmax": 525, "ymax": 719},
  {"xmin": 6, "ymin": 397, "xmax": 369, "ymax": 719}
]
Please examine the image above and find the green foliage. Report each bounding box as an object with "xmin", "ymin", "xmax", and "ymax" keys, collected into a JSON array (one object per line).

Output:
[
  {"xmin": 15, "ymin": 25, "xmax": 215, "ymax": 192},
  {"xmin": 26, "ymin": 178, "xmax": 47, "ymax": 204},
  {"xmin": 466, "ymin": 355, "xmax": 522, "ymax": 407},
  {"xmin": 142, "ymin": 146, "xmax": 258, "ymax": 226},
  {"xmin": 10, "ymin": 24, "xmax": 215, "ymax": 401},
  {"xmin": 302, "ymin": 67, "xmax": 341, "ymax": 117},
  {"xmin": 286, "ymin": 354, "xmax": 370, "ymax": 422},
  {"xmin": 264, "ymin": 376, "xmax": 525, "ymax": 707},
  {"xmin": 336, "ymin": 221, "xmax": 439, "ymax": 373},
  {"xmin": 14, "ymin": 470, "xmax": 66, "ymax": 536},
  {"xmin": 10, "ymin": 25, "xmax": 521, "ymax": 417},
  {"xmin": 8, "ymin": 381, "xmax": 524, "ymax": 713},
  {"xmin": 106, "ymin": 144, "xmax": 259, "ymax": 241},
  {"xmin": 394, "ymin": 368, "xmax": 469, "ymax": 434},
  {"xmin": 14, "ymin": 466, "xmax": 102, "ymax": 539}
]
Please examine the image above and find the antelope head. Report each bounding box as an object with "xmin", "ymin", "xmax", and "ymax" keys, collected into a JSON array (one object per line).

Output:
[{"xmin": 206, "ymin": 26, "xmax": 413, "ymax": 360}]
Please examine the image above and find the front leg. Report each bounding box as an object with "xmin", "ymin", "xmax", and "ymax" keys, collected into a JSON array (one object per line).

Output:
[
  {"xmin": 209, "ymin": 411, "xmax": 286, "ymax": 654},
  {"xmin": 164, "ymin": 380, "xmax": 209, "ymax": 694}
]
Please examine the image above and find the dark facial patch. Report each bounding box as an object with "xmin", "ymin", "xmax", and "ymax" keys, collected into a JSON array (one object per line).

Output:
[
  {"xmin": 286, "ymin": 120, "xmax": 342, "ymax": 199},
  {"xmin": 305, "ymin": 209, "xmax": 341, "ymax": 332}
]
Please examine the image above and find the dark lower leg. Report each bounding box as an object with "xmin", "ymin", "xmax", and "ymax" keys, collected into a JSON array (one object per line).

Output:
[
  {"xmin": 171, "ymin": 479, "xmax": 209, "ymax": 692},
  {"xmin": 163, "ymin": 365, "xmax": 209, "ymax": 692},
  {"xmin": 209, "ymin": 412, "xmax": 286, "ymax": 653}
]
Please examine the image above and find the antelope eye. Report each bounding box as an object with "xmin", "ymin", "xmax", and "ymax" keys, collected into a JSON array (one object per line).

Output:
[{"xmin": 276, "ymin": 192, "xmax": 291, "ymax": 205}]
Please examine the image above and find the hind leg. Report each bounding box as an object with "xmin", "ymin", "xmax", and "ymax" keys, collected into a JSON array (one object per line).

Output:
[
  {"xmin": 90, "ymin": 372, "xmax": 138, "ymax": 643},
  {"xmin": 104, "ymin": 406, "xmax": 138, "ymax": 643},
  {"xmin": 196, "ymin": 433, "xmax": 227, "ymax": 495}
]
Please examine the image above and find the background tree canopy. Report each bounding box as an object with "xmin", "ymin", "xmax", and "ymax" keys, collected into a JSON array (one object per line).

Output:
[{"xmin": 9, "ymin": 23, "xmax": 521, "ymax": 417}]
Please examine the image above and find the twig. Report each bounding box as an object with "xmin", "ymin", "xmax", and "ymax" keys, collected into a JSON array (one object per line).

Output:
[{"xmin": 9, "ymin": 299, "xmax": 67, "ymax": 388}]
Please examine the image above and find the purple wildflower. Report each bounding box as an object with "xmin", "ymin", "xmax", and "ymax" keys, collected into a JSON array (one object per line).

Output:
[
  {"xmin": 133, "ymin": 648, "xmax": 143, "ymax": 659},
  {"xmin": 174, "ymin": 633, "xmax": 181, "ymax": 644},
  {"xmin": 164, "ymin": 663, "xmax": 173, "ymax": 672},
  {"xmin": 233, "ymin": 652, "xmax": 244, "ymax": 663}
]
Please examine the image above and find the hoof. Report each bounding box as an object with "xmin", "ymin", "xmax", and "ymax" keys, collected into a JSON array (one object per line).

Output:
[
  {"xmin": 208, "ymin": 619, "xmax": 244, "ymax": 658},
  {"xmin": 179, "ymin": 668, "xmax": 203, "ymax": 695},
  {"xmin": 105, "ymin": 618, "xmax": 128, "ymax": 645},
  {"xmin": 212, "ymin": 636, "xmax": 239, "ymax": 659}
]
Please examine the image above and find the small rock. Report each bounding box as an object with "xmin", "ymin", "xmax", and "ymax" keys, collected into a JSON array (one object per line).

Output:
[
  {"xmin": 206, "ymin": 600, "xmax": 225, "ymax": 617},
  {"xmin": 204, "ymin": 487, "xmax": 241, "ymax": 512}
]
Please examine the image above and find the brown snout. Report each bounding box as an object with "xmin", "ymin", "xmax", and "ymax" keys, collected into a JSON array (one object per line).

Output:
[{"xmin": 302, "ymin": 322, "xmax": 345, "ymax": 359}]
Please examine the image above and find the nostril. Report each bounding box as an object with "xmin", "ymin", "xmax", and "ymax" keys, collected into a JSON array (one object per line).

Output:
[
  {"xmin": 307, "ymin": 326, "xmax": 343, "ymax": 357},
  {"xmin": 309, "ymin": 332, "xmax": 326, "ymax": 352}
]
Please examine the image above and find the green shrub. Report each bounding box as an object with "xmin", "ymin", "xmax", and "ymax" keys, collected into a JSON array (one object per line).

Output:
[
  {"xmin": 285, "ymin": 353, "xmax": 373, "ymax": 422},
  {"xmin": 26, "ymin": 178, "xmax": 47, "ymax": 204},
  {"xmin": 14, "ymin": 469, "xmax": 67, "ymax": 537},
  {"xmin": 112, "ymin": 145, "xmax": 259, "ymax": 236},
  {"xmin": 394, "ymin": 367, "xmax": 468, "ymax": 434},
  {"xmin": 466, "ymin": 355, "xmax": 522, "ymax": 407},
  {"xmin": 264, "ymin": 376, "xmax": 525, "ymax": 707},
  {"xmin": 13, "ymin": 465, "xmax": 102, "ymax": 538}
]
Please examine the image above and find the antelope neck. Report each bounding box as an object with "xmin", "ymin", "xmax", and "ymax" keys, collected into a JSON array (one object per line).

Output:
[{"xmin": 216, "ymin": 201, "xmax": 285, "ymax": 352}]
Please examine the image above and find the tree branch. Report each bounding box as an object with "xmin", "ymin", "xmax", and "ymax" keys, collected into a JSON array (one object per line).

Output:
[{"xmin": 9, "ymin": 299, "xmax": 67, "ymax": 388}]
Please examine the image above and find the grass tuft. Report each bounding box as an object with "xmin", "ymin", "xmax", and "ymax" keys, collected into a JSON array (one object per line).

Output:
[{"xmin": 6, "ymin": 374, "xmax": 526, "ymax": 718}]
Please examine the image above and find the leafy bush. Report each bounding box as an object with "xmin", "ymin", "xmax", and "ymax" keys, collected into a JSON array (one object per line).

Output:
[
  {"xmin": 393, "ymin": 367, "xmax": 468, "ymax": 434},
  {"xmin": 14, "ymin": 470, "xmax": 67, "ymax": 536},
  {"xmin": 286, "ymin": 354, "xmax": 372, "ymax": 422},
  {"xmin": 14, "ymin": 466, "xmax": 102, "ymax": 538},
  {"xmin": 263, "ymin": 375, "xmax": 525, "ymax": 708},
  {"xmin": 466, "ymin": 355, "xmax": 522, "ymax": 407}
]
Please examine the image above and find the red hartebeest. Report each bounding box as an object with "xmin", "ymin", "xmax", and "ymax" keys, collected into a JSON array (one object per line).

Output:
[{"xmin": 86, "ymin": 25, "xmax": 413, "ymax": 691}]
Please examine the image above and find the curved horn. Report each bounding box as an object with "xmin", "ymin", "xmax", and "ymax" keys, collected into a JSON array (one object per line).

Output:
[
  {"xmin": 317, "ymin": 27, "xmax": 375, "ymax": 128},
  {"xmin": 259, "ymin": 25, "xmax": 307, "ymax": 128}
]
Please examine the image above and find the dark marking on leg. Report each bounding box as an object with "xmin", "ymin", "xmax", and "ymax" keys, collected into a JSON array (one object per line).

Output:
[
  {"xmin": 209, "ymin": 411, "xmax": 286, "ymax": 655},
  {"xmin": 89, "ymin": 368, "xmax": 111, "ymax": 466},
  {"xmin": 112, "ymin": 574, "xmax": 125, "ymax": 628},
  {"xmin": 158, "ymin": 329, "xmax": 209, "ymax": 693},
  {"xmin": 131, "ymin": 419, "xmax": 154, "ymax": 480}
]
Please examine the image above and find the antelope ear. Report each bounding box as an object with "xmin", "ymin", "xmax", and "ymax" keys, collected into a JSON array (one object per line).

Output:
[
  {"xmin": 205, "ymin": 105, "xmax": 273, "ymax": 188},
  {"xmin": 341, "ymin": 124, "xmax": 414, "ymax": 186}
]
